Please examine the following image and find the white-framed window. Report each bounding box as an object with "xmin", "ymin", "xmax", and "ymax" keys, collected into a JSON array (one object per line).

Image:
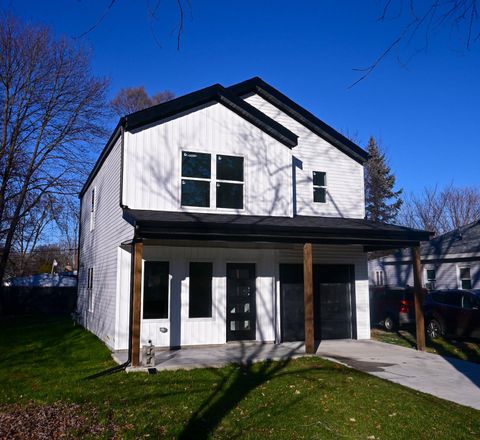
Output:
[
  {"xmin": 313, "ymin": 171, "xmax": 327, "ymax": 203},
  {"xmin": 180, "ymin": 151, "xmax": 244, "ymax": 209},
  {"xmin": 425, "ymin": 268, "xmax": 436, "ymax": 290},
  {"xmin": 375, "ymin": 270, "xmax": 384, "ymax": 286},
  {"xmin": 89, "ymin": 187, "xmax": 96, "ymax": 232},
  {"xmin": 458, "ymin": 266, "xmax": 472, "ymax": 290},
  {"xmin": 87, "ymin": 267, "xmax": 94, "ymax": 312}
]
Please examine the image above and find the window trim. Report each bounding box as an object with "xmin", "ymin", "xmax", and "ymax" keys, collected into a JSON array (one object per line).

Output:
[
  {"xmin": 425, "ymin": 268, "xmax": 436, "ymax": 290},
  {"xmin": 375, "ymin": 270, "xmax": 384, "ymax": 286},
  {"xmin": 141, "ymin": 260, "xmax": 171, "ymax": 321},
  {"xmin": 87, "ymin": 267, "xmax": 94, "ymax": 313},
  {"xmin": 457, "ymin": 265, "xmax": 472, "ymax": 290},
  {"xmin": 89, "ymin": 187, "xmax": 96, "ymax": 232},
  {"xmin": 180, "ymin": 151, "xmax": 212, "ymax": 208},
  {"xmin": 179, "ymin": 150, "xmax": 246, "ymax": 212},
  {"xmin": 312, "ymin": 171, "xmax": 327, "ymax": 204}
]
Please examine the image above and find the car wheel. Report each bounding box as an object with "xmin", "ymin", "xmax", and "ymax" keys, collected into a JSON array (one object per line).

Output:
[
  {"xmin": 427, "ymin": 318, "xmax": 444, "ymax": 339},
  {"xmin": 384, "ymin": 316, "xmax": 397, "ymax": 332}
]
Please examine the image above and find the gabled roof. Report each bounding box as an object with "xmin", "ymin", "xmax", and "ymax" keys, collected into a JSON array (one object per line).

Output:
[
  {"xmin": 228, "ymin": 77, "xmax": 369, "ymax": 164},
  {"xmin": 378, "ymin": 220, "xmax": 480, "ymax": 262},
  {"xmin": 79, "ymin": 83, "xmax": 298, "ymax": 197},
  {"xmin": 123, "ymin": 209, "xmax": 431, "ymax": 249},
  {"xmin": 124, "ymin": 83, "xmax": 298, "ymax": 148}
]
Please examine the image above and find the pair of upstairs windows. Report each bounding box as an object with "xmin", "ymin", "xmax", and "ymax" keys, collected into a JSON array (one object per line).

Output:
[{"xmin": 181, "ymin": 152, "xmax": 244, "ymax": 209}]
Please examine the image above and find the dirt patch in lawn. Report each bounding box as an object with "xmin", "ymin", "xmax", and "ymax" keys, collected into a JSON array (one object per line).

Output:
[{"xmin": 0, "ymin": 401, "xmax": 122, "ymax": 439}]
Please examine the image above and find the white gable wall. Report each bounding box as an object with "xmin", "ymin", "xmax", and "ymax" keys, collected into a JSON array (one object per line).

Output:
[
  {"xmin": 123, "ymin": 102, "xmax": 293, "ymax": 217},
  {"xmin": 244, "ymin": 94, "xmax": 365, "ymax": 219}
]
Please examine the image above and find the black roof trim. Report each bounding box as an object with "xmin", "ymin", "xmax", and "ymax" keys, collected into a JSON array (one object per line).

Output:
[
  {"xmin": 123, "ymin": 209, "xmax": 432, "ymax": 246},
  {"xmin": 228, "ymin": 77, "xmax": 369, "ymax": 164},
  {"xmin": 123, "ymin": 84, "xmax": 298, "ymax": 148},
  {"xmin": 79, "ymin": 122, "xmax": 122, "ymax": 198}
]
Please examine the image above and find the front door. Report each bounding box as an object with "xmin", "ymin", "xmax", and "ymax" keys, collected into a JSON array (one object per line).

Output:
[{"xmin": 226, "ymin": 263, "xmax": 256, "ymax": 341}]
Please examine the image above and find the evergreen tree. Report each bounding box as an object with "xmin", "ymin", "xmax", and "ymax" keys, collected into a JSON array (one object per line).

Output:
[{"xmin": 364, "ymin": 137, "xmax": 403, "ymax": 223}]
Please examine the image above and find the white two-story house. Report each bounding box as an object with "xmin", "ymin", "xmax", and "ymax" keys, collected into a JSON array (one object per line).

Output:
[{"xmin": 77, "ymin": 77, "xmax": 430, "ymax": 366}]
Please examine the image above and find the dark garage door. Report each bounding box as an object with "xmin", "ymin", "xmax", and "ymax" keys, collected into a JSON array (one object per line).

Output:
[{"xmin": 280, "ymin": 264, "xmax": 356, "ymax": 341}]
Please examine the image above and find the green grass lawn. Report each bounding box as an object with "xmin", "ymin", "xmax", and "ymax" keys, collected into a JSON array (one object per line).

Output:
[
  {"xmin": 371, "ymin": 327, "xmax": 480, "ymax": 364},
  {"xmin": 1, "ymin": 316, "xmax": 479, "ymax": 439}
]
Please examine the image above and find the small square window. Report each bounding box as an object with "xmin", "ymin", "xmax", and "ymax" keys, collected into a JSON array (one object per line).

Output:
[
  {"xmin": 182, "ymin": 152, "xmax": 211, "ymax": 179},
  {"xmin": 460, "ymin": 267, "xmax": 470, "ymax": 280},
  {"xmin": 313, "ymin": 187, "xmax": 326, "ymax": 203},
  {"xmin": 181, "ymin": 179, "xmax": 210, "ymax": 207},
  {"xmin": 216, "ymin": 182, "xmax": 243, "ymax": 209},
  {"xmin": 313, "ymin": 171, "xmax": 326, "ymax": 187},
  {"xmin": 217, "ymin": 155, "xmax": 244, "ymax": 182}
]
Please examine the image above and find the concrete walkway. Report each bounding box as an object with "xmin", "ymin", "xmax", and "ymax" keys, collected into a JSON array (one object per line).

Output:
[
  {"xmin": 114, "ymin": 339, "xmax": 480, "ymax": 410},
  {"xmin": 316, "ymin": 339, "xmax": 480, "ymax": 411}
]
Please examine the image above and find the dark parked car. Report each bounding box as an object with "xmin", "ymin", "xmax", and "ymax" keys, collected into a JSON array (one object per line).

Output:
[
  {"xmin": 370, "ymin": 286, "xmax": 417, "ymax": 331},
  {"xmin": 424, "ymin": 289, "xmax": 480, "ymax": 340}
]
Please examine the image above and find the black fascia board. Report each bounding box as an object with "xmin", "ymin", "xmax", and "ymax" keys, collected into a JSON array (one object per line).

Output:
[
  {"xmin": 123, "ymin": 84, "xmax": 298, "ymax": 148},
  {"xmin": 79, "ymin": 121, "xmax": 122, "ymax": 198},
  {"xmin": 228, "ymin": 77, "xmax": 370, "ymax": 164},
  {"xmin": 123, "ymin": 209, "xmax": 432, "ymax": 243}
]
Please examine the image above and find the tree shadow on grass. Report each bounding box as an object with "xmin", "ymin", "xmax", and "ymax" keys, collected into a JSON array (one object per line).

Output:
[{"xmin": 177, "ymin": 344, "xmax": 305, "ymax": 439}]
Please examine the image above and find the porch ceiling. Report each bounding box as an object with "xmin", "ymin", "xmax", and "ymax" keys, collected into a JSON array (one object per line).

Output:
[{"xmin": 123, "ymin": 209, "xmax": 432, "ymax": 251}]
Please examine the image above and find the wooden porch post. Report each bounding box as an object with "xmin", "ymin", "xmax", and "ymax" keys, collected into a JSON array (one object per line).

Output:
[
  {"xmin": 303, "ymin": 243, "xmax": 315, "ymax": 354},
  {"xmin": 131, "ymin": 239, "xmax": 143, "ymax": 367},
  {"xmin": 411, "ymin": 246, "xmax": 426, "ymax": 351}
]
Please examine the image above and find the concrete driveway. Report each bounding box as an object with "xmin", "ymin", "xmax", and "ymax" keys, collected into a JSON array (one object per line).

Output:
[{"xmin": 315, "ymin": 339, "xmax": 480, "ymax": 411}]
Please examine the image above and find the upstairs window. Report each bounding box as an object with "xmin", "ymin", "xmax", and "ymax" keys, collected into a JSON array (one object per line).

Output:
[
  {"xmin": 426, "ymin": 269, "xmax": 436, "ymax": 290},
  {"xmin": 181, "ymin": 152, "xmax": 211, "ymax": 207},
  {"xmin": 459, "ymin": 267, "xmax": 471, "ymax": 290},
  {"xmin": 313, "ymin": 171, "xmax": 327, "ymax": 203},
  {"xmin": 216, "ymin": 155, "xmax": 244, "ymax": 209},
  {"xmin": 90, "ymin": 188, "xmax": 96, "ymax": 231}
]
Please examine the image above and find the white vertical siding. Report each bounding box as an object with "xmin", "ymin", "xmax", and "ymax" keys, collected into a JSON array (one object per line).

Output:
[
  {"xmin": 77, "ymin": 138, "xmax": 134, "ymax": 349},
  {"xmin": 123, "ymin": 102, "xmax": 293, "ymax": 217},
  {"xmin": 136, "ymin": 245, "xmax": 277, "ymax": 349},
  {"xmin": 244, "ymin": 94, "xmax": 365, "ymax": 219}
]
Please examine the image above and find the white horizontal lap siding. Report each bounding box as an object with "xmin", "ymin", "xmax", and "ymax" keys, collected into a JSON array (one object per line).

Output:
[
  {"xmin": 279, "ymin": 244, "xmax": 370, "ymax": 339},
  {"xmin": 379, "ymin": 259, "xmax": 480, "ymax": 290},
  {"xmin": 138, "ymin": 245, "xmax": 276, "ymax": 348},
  {"xmin": 244, "ymin": 94, "xmax": 365, "ymax": 219},
  {"xmin": 78, "ymin": 138, "xmax": 133, "ymax": 350},
  {"xmin": 123, "ymin": 102, "xmax": 293, "ymax": 217}
]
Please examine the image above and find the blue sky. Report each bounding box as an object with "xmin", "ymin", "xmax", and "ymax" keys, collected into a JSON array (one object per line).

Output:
[{"xmin": 4, "ymin": 0, "xmax": 480, "ymax": 195}]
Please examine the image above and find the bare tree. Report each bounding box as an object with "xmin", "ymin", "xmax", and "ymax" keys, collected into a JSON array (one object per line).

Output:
[
  {"xmin": 351, "ymin": 0, "xmax": 480, "ymax": 87},
  {"xmin": 110, "ymin": 86, "xmax": 175, "ymax": 117},
  {"xmin": 399, "ymin": 184, "xmax": 480, "ymax": 235},
  {"xmin": 0, "ymin": 15, "xmax": 109, "ymax": 284}
]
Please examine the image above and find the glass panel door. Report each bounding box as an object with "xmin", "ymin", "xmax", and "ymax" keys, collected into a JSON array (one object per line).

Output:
[{"xmin": 226, "ymin": 263, "xmax": 256, "ymax": 341}]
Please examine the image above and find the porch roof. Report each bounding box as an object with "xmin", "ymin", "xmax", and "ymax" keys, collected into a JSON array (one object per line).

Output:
[{"xmin": 123, "ymin": 209, "xmax": 432, "ymax": 250}]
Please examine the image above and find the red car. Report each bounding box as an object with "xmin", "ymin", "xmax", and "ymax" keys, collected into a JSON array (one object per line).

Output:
[
  {"xmin": 370, "ymin": 286, "xmax": 417, "ymax": 331},
  {"xmin": 423, "ymin": 289, "xmax": 480, "ymax": 340}
]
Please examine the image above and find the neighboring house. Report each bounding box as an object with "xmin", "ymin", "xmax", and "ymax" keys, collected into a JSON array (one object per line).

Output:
[
  {"xmin": 369, "ymin": 220, "xmax": 480, "ymax": 290},
  {"xmin": 7, "ymin": 273, "xmax": 77, "ymax": 288},
  {"xmin": 77, "ymin": 77, "xmax": 429, "ymax": 365}
]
